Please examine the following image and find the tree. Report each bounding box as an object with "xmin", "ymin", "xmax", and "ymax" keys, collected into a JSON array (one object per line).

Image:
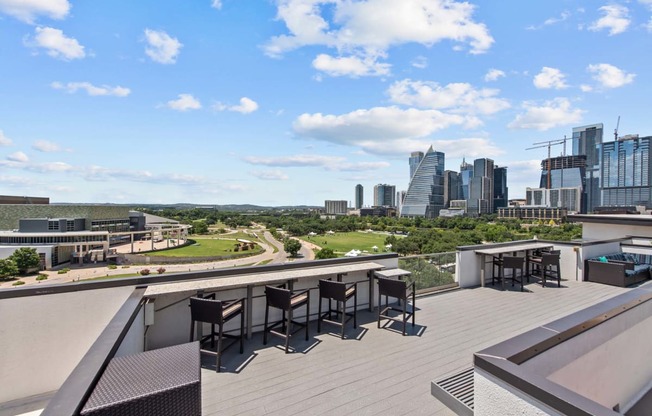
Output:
[
  {"xmin": 10, "ymin": 248, "xmax": 40, "ymax": 274},
  {"xmin": 284, "ymin": 239, "xmax": 302, "ymax": 257},
  {"xmin": 315, "ymin": 248, "xmax": 337, "ymax": 259},
  {"xmin": 191, "ymin": 220, "xmax": 208, "ymax": 235},
  {"xmin": 0, "ymin": 258, "xmax": 19, "ymax": 279}
]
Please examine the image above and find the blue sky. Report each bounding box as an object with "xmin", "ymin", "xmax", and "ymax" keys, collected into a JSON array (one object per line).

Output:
[{"xmin": 1, "ymin": 0, "xmax": 651, "ymax": 206}]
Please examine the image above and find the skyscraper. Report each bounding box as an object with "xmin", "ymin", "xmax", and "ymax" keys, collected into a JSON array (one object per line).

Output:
[
  {"xmin": 601, "ymin": 135, "xmax": 652, "ymax": 208},
  {"xmin": 539, "ymin": 155, "xmax": 587, "ymax": 213},
  {"xmin": 573, "ymin": 123, "xmax": 603, "ymax": 212},
  {"xmin": 401, "ymin": 146, "xmax": 445, "ymax": 218},
  {"xmin": 493, "ymin": 166, "xmax": 508, "ymax": 211},
  {"xmin": 373, "ymin": 184, "xmax": 396, "ymax": 207},
  {"xmin": 468, "ymin": 158, "xmax": 494, "ymax": 216},
  {"xmin": 409, "ymin": 151, "xmax": 424, "ymax": 180},
  {"xmin": 459, "ymin": 158, "xmax": 474, "ymax": 200},
  {"xmin": 355, "ymin": 184, "xmax": 364, "ymax": 209},
  {"xmin": 443, "ymin": 171, "xmax": 460, "ymax": 208}
]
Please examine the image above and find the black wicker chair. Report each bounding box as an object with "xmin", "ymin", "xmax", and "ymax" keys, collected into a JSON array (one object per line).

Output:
[
  {"xmin": 263, "ymin": 285, "xmax": 310, "ymax": 353},
  {"xmin": 189, "ymin": 294, "xmax": 245, "ymax": 372},
  {"xmin": 377, "ymin": 276, "xmax": 415, "ymax": 336},
  {"xmin": 502, "ymin": 256, "xmax": 525, "ymax": 291},
  {"xmin": 317, "ymin": 279, "xmax": 357, "ymax": 339},
  {"xmin": 540, "ymin": 253, "xmax": 561, "ymax": 287}
]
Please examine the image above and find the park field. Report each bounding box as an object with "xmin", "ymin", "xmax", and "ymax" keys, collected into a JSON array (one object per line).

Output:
[
  {"xmin": 152, "ymin": 236, "xmax": 263, "ymax": 257},
  {"xmin": 301, "ymin": 231, "xmax": 395, "ymax": 255}
]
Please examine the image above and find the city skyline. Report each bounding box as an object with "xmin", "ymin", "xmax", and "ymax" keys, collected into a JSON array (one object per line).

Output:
[{"xmin": 1, "ymin": 1, "xmax": 651, "ymax": 205}]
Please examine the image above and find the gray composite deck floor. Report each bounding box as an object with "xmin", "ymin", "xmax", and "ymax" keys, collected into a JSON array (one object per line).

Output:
[{"xmin": 201, "ymin": 280, "xmax": 630, "ymax": 415}]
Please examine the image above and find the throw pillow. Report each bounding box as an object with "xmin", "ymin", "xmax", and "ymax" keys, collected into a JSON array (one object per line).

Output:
[{"xmin": 598, "ymin": 256, "xmax": 608, "ymax": 263}]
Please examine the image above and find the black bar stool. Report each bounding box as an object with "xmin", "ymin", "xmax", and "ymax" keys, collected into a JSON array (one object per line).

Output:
[
  {"xmin": 502, "ymin": 256, "xmax": 525, "ymax": 291},
  {"xmin": 541, "ymin": 253, "xmax": 561, "ymax": 287},
  {"xmin": 377, "ymin": 276, "xmax": 415, "ymax": 336},
  {"xmin": 263, "ymin": 285, "xmax": 310, "ymax": 353},
  {"xmin": 189, "ymin": 294, "xmax": 245, "ymax": 372},
  {"xmin": 317, "ymin": 279, "xmax": 357, "ymax": 339}
]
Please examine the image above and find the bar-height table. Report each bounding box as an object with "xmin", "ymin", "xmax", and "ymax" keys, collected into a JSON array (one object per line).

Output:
[
  {"xmin": 475, "ymin": 242, "xmax": 554, "ymax": 289},
  {"xmin": 145, "ymin": 262, "xmax": 386, "ymax": 339}
]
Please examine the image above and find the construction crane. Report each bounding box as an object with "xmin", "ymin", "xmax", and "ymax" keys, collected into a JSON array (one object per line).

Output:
[
  {"xmin": 526, "ymin": 138, "xmax": 567, "ymax": 189},
  {"xmin": 614, "ymin": 115, "xmax": 620, "ymax": 141}
]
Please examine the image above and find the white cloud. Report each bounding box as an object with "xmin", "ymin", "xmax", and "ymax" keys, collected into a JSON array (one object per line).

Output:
[
  {"xmin": 211, "ymin": 0, "xmax": 222, "ymax": 9},
  {"xmin": 26, "ymin": 26, "xmax": 85, "ymax": 60},
  {"xmin": 312, "ymin": 53, "xmax": 391, "ymax": 77},
  {"xmin": 387, "ymin": 79, "xmax": 510, "ymax": 115},
  {"xmin": 166, "ymin": 94, "xmax": 202, "ymax": 111},
  {"xmin": 484, "ymin": 69, "xmax": 505, "ymax": 82},
  {"xmin": 51, "ymin": 81, "xmax": 131, "ymax": 97},
  {"xmin": 533, "ymin": 67, "xmax": 568, "ymax": 89},
  {"xmin": 580, "ymin": 84, "xmax": 593, "ymax": 92},
  {"xmin": 243, "ymin": 154, "xmax": 390, "ymax": 171},
  {"xmin": 264, "ymin": 0, "xmax": 493, "ymax": 76},
  {"xmin": 0, "ymin": 130, "xmax": 13, "ymax": 146},
  {"xmin": 641, "ymin": 0, "xmax": 652, "ymax": 8},
  {"xmin": 589, "ymin": 5, "xmax": 630, "ymax": 35},
  {"xmin": 213, "ymin": 97, "xmax": 259, "ymax": 114},
  {"xmin": 250, "ymin": 170, "xmax": 289, "ymax": 180},
  {"xmin": 32, "ymin": 140, "xmax": 60, "ymax": 152},
  {"xmin": 144, "ymin": 29, "xmax": 182, "ymax": 64},
  {"xmin": 411, "ymin": 56, "xmax": 428, "ymax": 69},
  {"xmin": 0, "ymin": 0, "xmax": 70, "ymax": 23},
  {"xmin": 647, "ymin": 17, "xmax": 652, "ymax": 32},
  {"xmin": 587, "ymin": 63, "xmax": 635, "ymax": 88},
  {"xmin": 527, "ymin": 10, "xmax": 571, "ymax": 30},
  {"xmin": 508, "ymin": 98, "xmax": 584, "ymax": 131},
  {"xmin": 7, "ymin": 151, "xmax": 28, "ymax": 163}
]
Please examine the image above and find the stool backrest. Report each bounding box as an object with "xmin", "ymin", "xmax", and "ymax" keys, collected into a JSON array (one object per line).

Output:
[
  {"xmin": 377, "ymin": 277, "xmax": 407, "ymax": 299},
  {"xmin": 502, "ymin": 256, "xmax": 524, "ymax": 269},
  {"xmin": 190, "ymin": 297, "xmax": 223, "ymax": 325},
  {"xmin": 542, "ymin": 253, "xmax": 560, "ymax": 267},
  {"xmin": 265, "ymin": 285, "xmax": 291, "ymax": 310},
  {"xmin": 319, "ymin": 279, "xmax": 346, "ymax": 301}
]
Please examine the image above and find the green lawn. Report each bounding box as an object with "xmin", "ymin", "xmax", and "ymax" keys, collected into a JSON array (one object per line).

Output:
[
  {"xmin": 301, "ymin": 231, "xmax": 395, "ymax": 255},
  {"xmin": 152, "ymin": 236, "xmax": 263, "ymax": 257}
]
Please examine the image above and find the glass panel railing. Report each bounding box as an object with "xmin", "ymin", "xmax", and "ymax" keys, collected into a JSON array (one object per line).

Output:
[{"xmin": 399, "ymin": 252, "xmax": 457, "ymax": 293}]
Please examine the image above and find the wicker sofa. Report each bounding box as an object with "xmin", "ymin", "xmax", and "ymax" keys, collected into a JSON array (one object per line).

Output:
[{"xmin": 585, "ymin": 252, "xmax": 651, "ymax": 287}]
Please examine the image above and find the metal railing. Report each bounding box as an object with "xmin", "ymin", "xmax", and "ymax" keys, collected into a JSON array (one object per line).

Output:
[{"xmin": 399, "ymin": 252, "xmax": 457, "ymax": 293}]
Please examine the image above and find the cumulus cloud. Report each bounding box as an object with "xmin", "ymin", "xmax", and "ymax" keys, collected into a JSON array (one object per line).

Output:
[
  {"xmin": 312, "ymin": 53, "xmax": 391, "ymax": 77},
  {"xmin": 7, "ymin": 151, "xmax": 28, "ymax": 163},
  {"xmin": 0, "ymin": 130, "xmax": 13, "ymax": 146},
  {"xmin": 26, "ymin": 26, "xmax": 85, "ymax": 60},
  {"xmin": 533, "ymin": 67, "xmax": 568, "ymax": 89},
  {"xmin": 484, "ymin": 69, "xmax": 505, "ymax": 82},
  {"xmin": 294, "ymin": 106, "xmax": 466, "ymax": 146},
  {"xmin": 589, "ymin": 5, "xmax": 630, "ymax": 35},
  {"xmin": 387, "ymin": 79, "xmax": 510, "ymax": 115},
  {"xmin": 508, "ymin": 98, "xmax": 584, "ymax": 131},
  {"xmin": 166, "ymin": 94, "xmax": 201, "ymax": 111},
  {"xmin": 32, "ymin": 140, "xmax": 61, "ymax": 152},
  {"xmin": 587, "ymin": 63, "xmax": 635, "ymax": 88},
  {"xmin": 144, "ymin": 29, "xmax": 182, "ymax": 64},
  {"xmin": 51, "ymin": 81, "xmax": 131, "ymax": 97},
  {"xmin": 0, "ymin": 0, "xmax": 70, "ymax": 23},
  {"xmin": 249, "ymin": 170, "xmax": 289, "ymax": 180},
  {"xmin": 213, "ymin": 97, "xmax": 259, "ymax": 114},
  {"xmin": 264, "ymin": 0, "xmax": 493, "ymax": 76},
  {"xmin": 211, "ymin": 0, "xmax": 222, "ymax": 9}
]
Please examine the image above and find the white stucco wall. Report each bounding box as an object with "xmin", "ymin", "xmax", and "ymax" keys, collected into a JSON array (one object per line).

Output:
[
  {"xmin": 582, "ymin": 223, "xmax": 652, "ymax": 240},
  {"xmin": 0, "ymin": 286, "xmax": 135, "ymax": 404},
  {"xmin": 475, "ymin": 368, "xmax": 562, "ymax": 416}
]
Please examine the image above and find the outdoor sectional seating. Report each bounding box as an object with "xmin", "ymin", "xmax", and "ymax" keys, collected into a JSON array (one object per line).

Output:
[{"xmin": 585, "ymin": 252, "xmax": 652, "ymax": 287}]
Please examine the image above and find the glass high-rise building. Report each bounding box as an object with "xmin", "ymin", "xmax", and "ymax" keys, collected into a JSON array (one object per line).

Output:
[
  {"xmin": 493, "ymin": 166, "xmax": 508, "ymax": 211},
  {"xmin": 355, "ymin": 184, "xmax": 363, "ymax": 209},
  {"xmin": 573, "ymin": 123, "xmax": 603, "ymax": 212},
  {"xmin": 409, "ymin": 151, "xmax": 424, "ymax": 180},
  {"xmin": 538, "ymin": 155, "xmax": 587, "ymax": 213},
  {"xmin": 468, "ymin": 158, "xmax": 494, "ymax": 216},
  {"xmin": 601, "ymin": 135, "xmax": 652, "ymax": 208},
  {"xmin": 443, "ymin": 171, "xmax": 460, "ymax": 208},
  {"xmin": 459, "ymin": 158, "xmax": 474, "ymax": 200},
  {"xmin": 373, "ymin": 184, "xmax": 396, "ymax": 207},
  {"xmin": 401, "ymin": 146, "xmax": 445, "ymax": 218}
]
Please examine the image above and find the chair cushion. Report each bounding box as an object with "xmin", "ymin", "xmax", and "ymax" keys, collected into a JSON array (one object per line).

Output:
[
  {"xmin": 223, "ymin": 302, "xmax": 242, "ymax": 319},
  {"xmin": 624, "ymin": 253, "xmax": 639, "ymax": 264},
  {"xmin": 290, "ymin": 293, "xmax": 309, "ymax": 307},
  {"xmin": 345, "ymin": 286, "xmax": 356, "ymax": 297}
]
